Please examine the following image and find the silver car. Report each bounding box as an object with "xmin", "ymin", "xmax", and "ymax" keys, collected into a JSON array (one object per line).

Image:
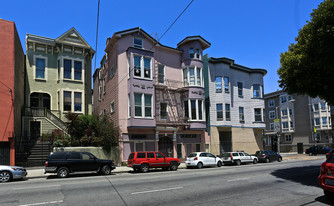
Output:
[
  {"xmin": 0, "ymin": 165, "xmax": 27, "ymax": 183},
  {"xmin": 185, "ymin": 152, "xmax": 223, "ymax": 169}
]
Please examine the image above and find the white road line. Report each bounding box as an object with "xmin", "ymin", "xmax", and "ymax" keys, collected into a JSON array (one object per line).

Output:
[
  {"xmin": 131, "ymin": 186, "xmax": 183, "ymax": 195},
  {"xmin": 227, "ymin": 177, "xmax": 249, "ymax": 182},
  {"xmin": 14, "ymin": 185, "xmax": 60, "ymax": 190},
  {"xmin": 19, "ymin": 200, "xmax": 63, "ymax": 206}
]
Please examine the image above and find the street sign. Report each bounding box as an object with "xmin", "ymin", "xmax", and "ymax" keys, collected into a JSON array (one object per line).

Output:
[{"xmin": 274, "ymin": 119, "xmax": 280, "ymax": 133}]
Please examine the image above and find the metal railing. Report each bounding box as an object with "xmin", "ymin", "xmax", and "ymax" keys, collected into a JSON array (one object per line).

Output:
[{"xmin": 23, "ymin": 108, "xmax": 67, "ymax": 131}]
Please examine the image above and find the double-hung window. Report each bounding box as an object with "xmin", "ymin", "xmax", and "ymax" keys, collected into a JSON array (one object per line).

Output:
[
  {"xmin": 268, "ymin": 100, "xmax": 275, "ymax": 107},
  {"xmin": 217, "ymin": 104, "xmax": 223, "ymax": 120},
  {"xmin": 321, "ymin": 102, "xmax": 326, "ymax": 111},
  {"xmin": 189, "ymin": 48, "xmax": 194, "ymax": 58},
  {"xmin": 184, "ymin": 99, "xmax": 204, "ymax": 121},
  {"xmin": 195, "ymin": 49, "xmax": 200, "ymax": 59},
  {"xmin": 158, "ymin": 64, "xmax": 165, "ymax": 84},
  {"xmin": 144, "ymin": 57, "xmax": 151, "ymax": 78},
  {"xmin": 74, "ymin": 92, "xmax": 82, "ymax": 112},
  {"xmin": 322, "ymin": 117, "xmax": 328, "ymax": 125},
  {"xmin": 282, "ymin": 121, "xmax": 289, "ymax": 129},
  {"xmin": 183, "ymin": 66, "xmax": 202, "ymax": 87},
  {"xmin": 314, "ymin": 103, "xmax": 319, "ymax": 111},
  {"xmin": 238, "ymin": 82, "xmax": 243, "ymax": 97},
  {"xmin": 315, "ymin": 118, "xmax": 320, "ymax": 126},
  {"xmin": 134, "ymin": 38, "xmax": 143, "ymax": 48},
  {"xmin": 225, "ymin": 104, "xmax": 231, "ymax": 121},
  {"xmin": 64, "ymin": 59, "xmax": 72, "ymax": 79},
  {"xmin": 224, "ymin": 77, "xmax": 229, "ymax": 93},
  {"xmin": 270, "ymin": 123, "xmax": 274, "ymax": 130},
  {"xmin": 239, "ymin": 107, "xmax": 244, "ymax": 122},
  {"xmin": 134, "ymin": 56, "xmax": 141, "ymax": 77},
  {"xmin": 189, "ymin": 67, "xmax": 195, "ymax": 85},
  {"xmin": 134, "ymin": 93, "xmax": 152, "ymax": 118},
  {"xmin": 196, "ymin": 67, "xmax": 201, "ymax": 86},
  {"xmin": 133, "ymin": 55, "xmax": 151, "ymax": 79},
  {"xmin": 282, "ymin": 109, "xmax": 288, "ymax": 116},
  {"xmin": 254, "ymin": 108, "xmax": 262, "ymax": 122},
  {"xmin": 160, "ymin": 103, "xmax": 168, "ymax": 120},
  {"xmin": 109, "ymin": 65, "xmax": 115, "ymax": 78},
  {"xmin": 253, "ymin": 84, "xmax": 261, "ymax": 98},
  {"xmin": 269, "ymin": 111, "xmax": 275, "ymax": 119},
  {"xmin": 285, "ymin": 134, "xmax": 292, "ymax": 142},
  {"xmin": 36, "ymin": 58, "xmax": 46, "ymax": 79},
  {"xmin": 64, "ymin": 91, "xmax": 72, "ymax": 111},
  {"xmin": 281, "ymin": 96, "xmax": 287, "ymax": 103},
  {"xmin": 216, "ymin": 77, "xmax": 222, "ymax": 93},
  {"xmin": 74, "ymin": 61, "xmax": 82, "ymax": 80}
]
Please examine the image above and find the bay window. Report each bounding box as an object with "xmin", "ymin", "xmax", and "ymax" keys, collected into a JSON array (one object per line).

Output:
[
  {"xmin": 182, "ymin": 66, "xmax": 203, "ymax": 87},
  {"xmin": 134, "ymin": 93, "xmax": 153, "ymax": 118},
  {"xmin": 184, "ymin": 99, "xmax": 204, "ymax": 121},
  {"xmin": 133, "ymin": 55, "xmax": 151, "ymax": 79}
]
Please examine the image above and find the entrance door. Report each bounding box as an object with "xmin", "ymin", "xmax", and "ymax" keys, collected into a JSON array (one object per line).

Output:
[
  {"xmin": 158, "ymin": 136, "xmax": 173, "ymax": 157},
  {"xmin": 0, "ymin": 142, "xmax": 10, "ymax": 165},
  {"xmin": 30, "ymin": 121, "xmax": 41, "ymax": 139},
  {"xmin": 219, "ymin": 131, "xmax": 232, "ymax": 154}
]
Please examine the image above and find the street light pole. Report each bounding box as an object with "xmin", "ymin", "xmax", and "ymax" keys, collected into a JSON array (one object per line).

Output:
[{"xmin": 275, "ymin": 106, "xmax": 281, "ymax": 154}]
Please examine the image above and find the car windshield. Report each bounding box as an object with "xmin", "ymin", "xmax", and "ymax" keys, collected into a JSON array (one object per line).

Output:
[
  {"xmin": 187, "ymin": 153, "xmax": 197, "ymax": 158},
  {"xmin": 255, "ymin": 151, "xmax": 261, "ymax": 155}
]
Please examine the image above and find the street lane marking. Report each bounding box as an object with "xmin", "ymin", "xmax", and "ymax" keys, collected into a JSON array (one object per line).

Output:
[
  {"xmin": 19, "ymin": 200, "xmax": 63, "ymax": 206},
  {"xmin": 131, "ymin": 186, "xmax": 183, "ymax": 195},
  {"xmin": 14, "ymin": 185, "xmax": 60, "ymax": 190},
  {"xmin": 227, "ymin": 178, "xmax": 249, "ymax": 182}
]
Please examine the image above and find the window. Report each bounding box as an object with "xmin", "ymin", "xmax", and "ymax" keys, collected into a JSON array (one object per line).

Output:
[
  {"xmin": 268, "ymin": 100, "xmax": 275, "ymax": 107},
  {"xmin": 217, "ymin": 104, "xmax": 223, "ymax": 120},
  {"xmin": 134, "ymin": 38, "xmax": 142, "ymax": 48},
  {"xmin": 134, "ymin": 56, "xmax": 141, "ymax": 77},
  {"xmin": 128, "ymin": 94, "xmax": 131, "ymax": 117},
  {"xmin": 74, "ymin": 92, "xmax": 82, "ymax": 112},
  {"xmin": 137, "ymin": 153, "xmax": 146, "ymax": 158},
  {"xmin": 64, "ymin": 59, "xmax": 72, "ymax": 79},
  {"xmin": 134, "ymin": 93, "xmax": 152, "ymax": 118},
  {"xmin": 216, "ymin": 77, "xmax": 222, "ymax": 93},
  {"xmin": 110, "ymin": 102, "xmax": 115, "ymax": 114},
  {"xmin": 183, "ymin": 66, "xmax": 203, "ymax": 87},
  {"xmin": 239, "ymin": 107, "xmax": 244, "ymax": 122},
  {"xmin": 189, "ymin": 48, "xmax": 194, "ymax": 58},
  {"xmin": 315, "ymin": 118, "xmax": 320, "ymax": 126},
  {"xmin": 160, "ymin": 102, "xmax": 168, "ymax": 120},
  {"xmin": 254, "ymin": 108, "xmax": 262, "ymax": 122},
  {"xmin": 74, "ymin": 61, "xmax": 82, "ymax": 80},
  {"xmin": 109, "ymin": 65, "xmax": 115, "ymax": 78},
  {"xmin": 177, "ymin": 144, "xmax": 182, "ymax": 158},
  {"xmin": 282, "ymin": 109, "xmax": 288, "ymax": 116},
  {"xmin": 288, "ymin": 96, "xmax": 292, "ymax": 101},
  {"xmin": 225, "ymin": 104, "xmax": 231, "ymax": 121},
  {"xmin": 195, "ymin": 49, "xmax": 200, "ymax": 59},
  {"xmin": 270, "ymin": 123, "xmax": 274, "ymax": 130},
  {"xmin": 158, "ymin": 64, "xmax": 165, "ymax": 84},
  {"xmin": 64, "ymin": 91, "xmax": 71, "ymax": 111},
  {"xmin": 144, "ymin": 57, "xmax": 151, "ymax": 78},
  {"xmin": 36, "ymin": 58, "xmax": 46, "ymax": 79},
  {"xmin": 314, "ymin": 103, "xmax": 319, "ymax": 111},
  {"xmin": 98, "ymin": 86, "xmax": 102, "ymax": 101},
  {"xmin": 281, "ymin": 96, "xmax": 287, "ymax": 103},
  {"xmin": 267, "ymin": 136, "xmax": 272, "ymax": 146},
  {"xmin": 238, "ymin": 82, "xmax": 243, "ymax": 97},
  {"xmin": 322, "ymin": 117, "xmax": 327, "ymax": 125},
  {"xmin": 289, "ymin": 108, "xmax": 293, "ymax": 116},
  {"xmin": 253, "ymin": 84, "xmax": 261, "ymax": 98},
  {"xmin": 103, "ymin": 77, "xmax": 106, "ymax": 94},
  {"xmin": 285, "ymin": 134, "xmax": 292, "ymax": 142},
  {"xmin": 321, "ymin": 103, "xmax": 326, "ymax": 111},
  {"xmin": 290, "ymin": 121, "xmax": 294, "ymax": 128},
  {"xmin": 269, "ymin": 111, "xmax": 275, "ymax": 119},
  {"xmin": 57, "ymin": 59, "xmax": 60, "ymax": 79},
  {"xmin": 282, "ymin": 121, "xmax": 289, "ymax": 129},
  {"xmin": 184, "ymin": 99, "xmax": 204, "ymax": 121},
  {"xmin": 133, "ymin": 55, "xmax": 151, "ymax": 79},
  {"xmin": 147, "ymin": 153, "xmax": 155, "ymax": 158},
  {"xmin": 156, "ymin": 153, "xmax": 164, "ymax": 158},
  {"xmin": 224, "ymin": 77, "xmax": 229, "ymax": 93}
]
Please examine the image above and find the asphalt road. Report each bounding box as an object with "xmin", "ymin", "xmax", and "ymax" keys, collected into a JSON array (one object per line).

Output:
[{"xmin": 1, "ymin": 159, "xmax": 333, "ymax": 206}]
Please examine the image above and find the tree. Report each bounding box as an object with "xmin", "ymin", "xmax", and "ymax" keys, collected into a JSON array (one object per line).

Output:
[{"xmin": 278, "ymin": 0, "xmax": 334, "ymax": 104}]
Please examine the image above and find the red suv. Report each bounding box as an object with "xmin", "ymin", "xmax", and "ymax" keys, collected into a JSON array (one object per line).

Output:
[
  {"xmin": 127, "ymin": 151, "xmax": 180, "ymax": 173},
  {"xmin": 319, "ymin": 149, "xmax": 334, "ymax": 198}
]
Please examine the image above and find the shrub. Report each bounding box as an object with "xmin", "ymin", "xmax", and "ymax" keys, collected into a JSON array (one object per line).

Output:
[
  {"xmin": 91, "ymin": 137, "xmax": 103, "ymax": 146},
  {"xmin": 80, "ymin": 136, "xmax": 90, "ymax": 146},
  {"xmin": 71, "ymin": 139, "xmax": 80, "ymax": 147}
]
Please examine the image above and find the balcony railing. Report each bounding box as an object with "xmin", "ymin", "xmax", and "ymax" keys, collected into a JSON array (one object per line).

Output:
[{"xmin": 23, "ymin": 108, "xmax": 67, "ymax": 131}]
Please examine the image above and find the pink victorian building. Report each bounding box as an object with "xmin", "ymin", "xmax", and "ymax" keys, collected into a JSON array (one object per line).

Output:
[{"xmin": 93, "ymin": 27, "xmax": 211, "ymax": 162}]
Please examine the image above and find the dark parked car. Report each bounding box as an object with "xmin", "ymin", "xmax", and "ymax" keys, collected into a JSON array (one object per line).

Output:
[
  {"xmin": 318, "ymin": 149, "xmax": 334, "ymax": 198},
  {"xmin": 305, "ymin": 146, "xmax": 331, "ymax": 156},
  {"xmin": 45, "ymin": 151, "xmax": 116, "ymax": 178},
  {"xmin": 254, "ymin": 150, "xmax": 282, "ymax": 163}
]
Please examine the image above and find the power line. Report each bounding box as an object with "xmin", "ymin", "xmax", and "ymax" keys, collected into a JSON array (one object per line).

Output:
[{"xmin": 94, "ymin": 0, "xmax": 100, "ymax": 71}]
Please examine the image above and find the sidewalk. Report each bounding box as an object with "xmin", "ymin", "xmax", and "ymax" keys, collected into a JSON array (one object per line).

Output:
[{"xmin": 25, "ymin": 153, "xmax": 326, "ymax": 179}]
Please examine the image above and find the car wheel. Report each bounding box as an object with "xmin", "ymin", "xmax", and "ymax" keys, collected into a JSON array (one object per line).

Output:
[
  {"xmin": 309, "ymin": 152, "xmax": 313, "ymax": 156},
  {"xmin": 101, "ymin": 165, "xmax": 111, "ymax": 175},
  {"xmin": 197, "ymin": 162, "xmax": 203, "ymax": 169},
  {"xmin": 217, "ymin": 161, "xmax": 222, "ymax": 167},
  {"xmin": 57, "ymin": 167, "xmax": 69, "ymax": 178},
  {"xmin": 170, "ymin": 162, "xmax": 178, "ymax": 171},
  {"xmin": 0, "ymin": 171, "xmax": 12, "ymax": 183},
  {"xmin": 278, "ymin": 157, "xmax": 282, "ymax": 162},
  {"xmin": 324, "ymin": 190, "xmax": 334, "ymax": 199},
  {"xmin": 253, "ymin": 159, "xmax": 258, "ymax": 164},
  {"xmin": 140, "ymin": 164, "xmax": 149, "ymax": 173},
  {"xmin": 235, "ymin": 160, "xmax": 241, "ymax": 166},
  {"xmin": 266, "ymin": 158, "xmax": 270, "ymax": 163}
]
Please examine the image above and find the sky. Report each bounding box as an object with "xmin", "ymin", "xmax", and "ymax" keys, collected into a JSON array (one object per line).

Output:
[{"xmin": 0, "ymin": 0, "xmax": 324, "ymax": 94}]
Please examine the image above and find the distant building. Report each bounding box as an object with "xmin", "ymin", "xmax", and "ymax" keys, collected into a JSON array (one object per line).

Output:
[
  {"xmin": 0, "ymin": 19, "xmax": 25, "ymax": 165},
  {"xmin": 264, "ymin": 90, "xmax": 332, "ymax": 153},
  {"xmin": 203, "ymin": 56, "xmax": 267, "ymax": 155},
  {"xmin": 93, "ymin": 27, "xmax": 211, "ymax": 162}
]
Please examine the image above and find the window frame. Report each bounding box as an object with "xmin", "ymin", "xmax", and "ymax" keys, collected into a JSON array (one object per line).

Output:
[
  {"xmin": 189, "ymin": 48, "xmax": 194, "ymax": 58},
  {"xmin": 268, "ymin": 99, "xmax": 275, "ymax": 107},
  {"xmin": 217, "ymin": 103, "xmax": 223, "ymax": 121},
  {"xmin": 110, "ymin": 102, "xmax": 115, "ymax": 114},
  {"xmin": 239, "ymin": 107, "xmax": 244, "ymax": 122},
  {"xmin": 224, "ymin": 76, "xmax": 229, "ymax": 93},
  {"xmin": 216, "ymin": 77, "xmax": 222, "ymax": 93},
  {"xmin": 184, "ymin": 99, "xmax": 205, "ymax": 121},
  {"xmin": 253, "ymin": 84, "xmax": 261, "ymax": 98},
  {"xmin": 285, "ymin": 134, "xmax": 292, "ymax": 142},
  {"xmin": 254, "ymin": 108, "xmax": 262, "ymax": 122},
  {"xmin": 134, "ymin": 93, "xmax": 153, "ymax": 118},
  {"xmin": 237, "ymin": 82, "xmax": 243, "ymax": 97},
  {"xmin": 133, "ymin": 38, "xmax": 143, "ymax": 48},
  {"xmin": 225, "ymin": 104, "xmax": 231, "ymax": 121},
  {"xmin": 133, "ymin": 55, "xmax": 152, "ymax": 80},
  {"xmin": 34, "ymin": 56, "xmax": 47, "ymax": 80},
  {"xmin": 269, "ymin": 111, "xmax": 276, "ymax": 119},
  {"xmin": 160, "ymin": 102, "xmax": 168, "ymax": 120},
  {"xmin": 158, "ymin": 64, "xmax": 165, "ymax": 84},
  {"xmin": 62, "ymin": 57, "xmax": 84, "ymax": 82},
  {"xmin": 182, "ymin": 66, "xmax": 203, "ymax": 87}
]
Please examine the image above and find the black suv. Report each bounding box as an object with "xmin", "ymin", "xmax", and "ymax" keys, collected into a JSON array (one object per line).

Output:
[
  {"xmin": 254, "ymin": 150, "xmax": 282, "ymax": 163},
  {"xmin": 45, "ymin": 151, "xmax": 116, "ymax": 178}
]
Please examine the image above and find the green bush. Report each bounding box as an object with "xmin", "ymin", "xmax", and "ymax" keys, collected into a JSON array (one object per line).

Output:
[
  {"xmin": 71, "ymin": 139, "xmax": 80, "ymax": 147},
  {"xmin": 91, "ymin": 137, "xmax": 103, "ymax": 146},
  {"xmin": 80, "ymin": 136, "xmax": 90, "ymax": 146}
]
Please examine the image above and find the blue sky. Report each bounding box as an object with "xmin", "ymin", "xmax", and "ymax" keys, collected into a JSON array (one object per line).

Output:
[{"xmin": 1, "ymin": 0, "xmax": 323, "ymax": 93}]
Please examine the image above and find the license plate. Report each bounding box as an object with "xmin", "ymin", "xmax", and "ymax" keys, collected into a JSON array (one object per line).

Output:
[{"xmin": 325, "ymin": 178, "xmax": 334, "ymax": 186}]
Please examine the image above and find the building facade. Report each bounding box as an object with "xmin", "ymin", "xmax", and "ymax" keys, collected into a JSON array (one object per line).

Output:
[
  {"xmin": 22, "ymin": 28, "xmax": 94, "ymax": 140},
  {"xmin": 204, "ymin": 56, "xmax": 267, "ymax": 155},
  {"xmin": 264, "ymin": 90, "xmax": 333, "ymax": 153},
  {"xmin": 93, "ymin": 27, "xmax": 211, "ymax": 162},
  {"xmin": 0, "ymin": 19, "xmax": 25, "ymax": 165}
]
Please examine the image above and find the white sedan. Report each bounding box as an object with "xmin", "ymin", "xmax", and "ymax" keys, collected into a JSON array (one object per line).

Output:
[
  {"xmin": 185, "ymin": 152, "xmax": 222, "ymax": 169},
  {"xmin": 0, "ymin": 165, "xmax": 27, "ymax": 183}
]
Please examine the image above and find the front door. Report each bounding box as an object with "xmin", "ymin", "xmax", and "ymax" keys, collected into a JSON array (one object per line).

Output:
[
  {"xmin": 220, "ymin": 131, "xmax": 232, "ymax": 154},
  {"xmin": 158, "ymin": 136, "xmax": 173, "ymax": 157}
]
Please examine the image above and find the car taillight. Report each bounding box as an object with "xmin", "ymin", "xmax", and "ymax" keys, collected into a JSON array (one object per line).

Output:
[
  {"xmin": 45, "ymin": 161, "xmax": 48, "ymax": 167},
  {"xmin": 230, "ymin": 155, "xmax": 233, "ymax": 160},
  {"xmin": 262, "ymin": 154, "xmax": 266, "ymax": 158},
  {"xmin": 194, "ymin": 157, "xmax": 198, "ymax": 160}
]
